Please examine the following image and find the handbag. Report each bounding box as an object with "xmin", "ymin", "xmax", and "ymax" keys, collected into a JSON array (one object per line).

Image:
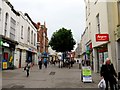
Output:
[{"xmin": 98, "ymin": 78, "xmax": 106, "ymax": 89}]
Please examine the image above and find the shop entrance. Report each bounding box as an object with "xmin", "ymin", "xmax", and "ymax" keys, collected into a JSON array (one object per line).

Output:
[{"xmin": 97, "ymin": 44, "xmax": 108, "ymax": 72}]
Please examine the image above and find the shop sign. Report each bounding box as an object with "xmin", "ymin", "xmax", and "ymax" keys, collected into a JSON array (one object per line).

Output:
[
  {"xmin": 82, "ymin": 66, "xmax": 92, "ymax": 82},
  {"xmin": 0, "ymin": 40, "xmax": 3, "ymax": 46},
  {"xmin": 3, "ymin": 62, "xmax": 7, "ymax": 69},
  {"xmin": 2, "ymin": 62, "xmax": 7, "ymax": 69},
  {"xmin": 96, "ymin": 34, "xmax": 109, "ymax": 42},
  {"xmin": 89, "ymin": 43, "xmax": 92, "ymax": 49},
  {"xmin": 28, "ymin": 48, "xmax": 35, "ymax": 52},
  {"xmin": 3, "ymin": 42, "xmax": 9, "ymax": 47}
]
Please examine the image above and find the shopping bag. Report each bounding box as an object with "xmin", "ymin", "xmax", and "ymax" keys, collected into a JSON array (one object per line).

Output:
[{"xmin": 98, "ymin": 78, "xmax": 106, "ymax": 89}]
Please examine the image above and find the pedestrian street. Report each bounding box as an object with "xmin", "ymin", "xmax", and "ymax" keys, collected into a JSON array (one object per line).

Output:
[{"xmin": 2, "ymin": 63, "xmax": 100, "ymax": 88}]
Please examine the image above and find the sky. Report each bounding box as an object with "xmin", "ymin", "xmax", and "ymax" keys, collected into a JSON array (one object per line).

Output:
[{"xmin": 10, "ymin": 0, "xmax": 86, "ymax": 44}]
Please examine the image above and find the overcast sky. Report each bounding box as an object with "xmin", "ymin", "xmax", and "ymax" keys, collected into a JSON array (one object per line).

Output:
[{"xmin": 10, "ymin": 0, "xmax": 86, "ymax": 44}]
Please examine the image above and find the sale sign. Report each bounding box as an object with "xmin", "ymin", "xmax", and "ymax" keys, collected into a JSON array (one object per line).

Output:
[
  {"xmin": 3, "ymin": 62, "xmax": 7, "ymax": 69},
  {"xmin": 96, "ymin": 34, "xmax": 109, "ymax": 41}
]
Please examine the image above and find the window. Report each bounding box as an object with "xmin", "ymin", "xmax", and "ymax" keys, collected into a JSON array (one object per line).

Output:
[
  {"xmin": 86, "ymin": 6, "xmax": 88, "ymax": 21},
  {"xmin": 31, "ymin": 31, "xmax": 33, "ymax": 44},
  {"xmin": 88, "ymin": 0, "xmax": 90, "ymax": 16},
  {"xmin": 21, "ymin": 26, "xmax": 23, "ymax": 39},
  {"xmin": 4, "ymin": 13, "xmax": 9, "ymax": 36},
  {"xmin": 96, "ymin": 14, "xmax": 100, "ymax": 34},
  {"xmin": 27, "ymin": 27, "xmax": 30, "ymax": 42},
  {"xmin": 89, "ymin": 23, "xmax": 91, "ymax": 34},
  {"xmin": 10, "ymin": 17, "xmax": 16, "ymax": 40},
  {"xmin": 94, "ymin": 0, "xmax": 98, "ymax": 4},
  {"xmin": 0, "ymin": 8, "xmax": 1, "ymax": 21},
  {"xmin": 34, "ymin": 33, "xmax": 36, "ymax": 46},
  {"xmin": 118, "ymin": 1, "xmax": 120, "ymax": 25}
]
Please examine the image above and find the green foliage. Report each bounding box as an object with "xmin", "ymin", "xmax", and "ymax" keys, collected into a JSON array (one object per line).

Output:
[{"xmin": 49, "ymin": 27, "xmax": 76, "ymax": 52}]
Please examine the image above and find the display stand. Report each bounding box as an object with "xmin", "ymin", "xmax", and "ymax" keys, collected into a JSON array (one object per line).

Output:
[{"xmin": 81, "ymin": 66, "xmax": 92, "ymax": 83}]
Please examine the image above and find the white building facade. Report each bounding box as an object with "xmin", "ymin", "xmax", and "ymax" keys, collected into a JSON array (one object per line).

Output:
[
  {"xmin": 1, "ymin": 0, "xmax": 37, "ymax": 69},
  {"xmin": 1, "ymin": 0, "xmax": 19, "ymax": 69},
  {"xmin": 115, "ymin": 1, "xmax": 120, "ymax": 73},
  {"xmin": 82, "ymin": 0, "xmax": 119, "ymax": 73},
  {"xmin": 14, "ymin": 12, "xmax": 37, "ymax": 68}
]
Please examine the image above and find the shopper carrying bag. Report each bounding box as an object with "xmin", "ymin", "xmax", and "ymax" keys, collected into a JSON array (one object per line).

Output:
[{"xmin": 98, "ymin": 78, "xmax": 106, "ymax": 90}]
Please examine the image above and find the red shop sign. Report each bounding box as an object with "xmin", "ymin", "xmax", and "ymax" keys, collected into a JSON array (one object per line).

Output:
[{"xmin": 96, "ymin": 34, "xmax": 109, "ymax": 42}]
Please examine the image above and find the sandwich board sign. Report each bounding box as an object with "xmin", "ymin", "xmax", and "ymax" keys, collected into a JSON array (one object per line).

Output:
[{"xmin": 82, "ymin": 66, "xmax": 92, "ymax": 82}]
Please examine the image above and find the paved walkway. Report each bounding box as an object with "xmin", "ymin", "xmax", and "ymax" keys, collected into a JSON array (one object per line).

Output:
[{"xmin": 2, "ymin": 63, "xmax": 101, "ymax": 88}]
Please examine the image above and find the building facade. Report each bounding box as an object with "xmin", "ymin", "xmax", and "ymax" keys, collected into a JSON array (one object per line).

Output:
[
  {"xmin": 36, "ymin": 22, "xmax": 48, "ymax": 58},
  {"xmin": 82, "ymin": 0, "xmax": 119, "ymax": 72},
  {"xmin": 15, "ymin": 12, "xmax": 37, "ymax": 68},
  {"xmin": 1, "ymin": 0, "xmax": 19, "ymax": 69},
  {"xmin": 115, "ymin": 1, "xmax": 120, "ymax": 73},
  {"xmin": 1, "ymin": 0, "xmax": 37, "ymax": 69},
  {"xmin": 75, "ymin": 43, "xmax": 81, "ymax": 58}
]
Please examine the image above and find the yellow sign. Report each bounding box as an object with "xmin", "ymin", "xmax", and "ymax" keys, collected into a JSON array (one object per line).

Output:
[
  {"xmin": 9, "ymin": 56, "xmax": 13, "ymax": 63},
  {"xmin": 3, "ymin": 62, "xmax": 7, "ymax": 69}
]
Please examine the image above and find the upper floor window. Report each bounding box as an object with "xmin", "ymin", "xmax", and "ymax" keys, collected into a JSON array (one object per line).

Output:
[
  {"xmin": 96, "ymin": 14, "xmax": 100, "ymax": 34},
  {"xmin": 94, "ymin": 0, "xmax": 98, "ymax": 4},
  {"xmin": 86, "ymin": 6, "xmax": 88, "ymax": 21},
  {"xmin": 0, "ymin": 8, "xmax": 1, "ymax": 21},
  {"xmin": 88, "ymin": 0, "xmax": 90, "ymax": 16},
  {"xmin": 34, "ymin": 33, "xmax": 36, "ymax": 46},
  {"xmin": 4, "ymin": 13, "xmax": 9, "ymax": 36},
  {"xmin": 27, "ymin": 27, "xmax": 30, "ymax": 42},
  {"xmin": 31, "ymin": 30, "xmax": 33, "ymax": 44},
  {"xmin": 10, "ymin": 17, "xmax": 16, "ymax": 40},
  {"xmin": 21, "ymin": 26, "xmax": 23, "ymax": 39},
  {"xmin": 118, "ymin": 1, "xmax": 120, "ymax": 25},
  {"xmin": 89, "ymin": 23, "xmax": 91, "ymax": 34}
]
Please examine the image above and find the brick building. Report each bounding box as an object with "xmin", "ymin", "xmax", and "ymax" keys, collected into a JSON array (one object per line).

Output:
[{"xmin": 36, "ymin": 22, "xmax": 48, "ymax": 58}]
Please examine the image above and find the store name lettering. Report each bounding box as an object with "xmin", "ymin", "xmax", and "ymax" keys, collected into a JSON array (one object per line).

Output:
[
  {"xmin": 96, "ymin": 34, "xmax": 109, "ymax": 41},
  {"xmin": 3, "ymin": 42, "xmax": 9, "ymax": 47}
]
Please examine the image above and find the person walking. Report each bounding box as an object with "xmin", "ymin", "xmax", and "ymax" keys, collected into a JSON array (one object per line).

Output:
[
  {"xmin": 43, "ymin": 58, "xmax": 47, "ymax": 68},
  {"xmin": 24, "ymin": 63, "xmax": 31, "ymax": 77},
  {"xmin": 38, "ymin": 57, "xmax": 42, "ymax": 69},
  {"xmin": 100, "ymin": 58, "xmax": 117, "ymax": 90}
]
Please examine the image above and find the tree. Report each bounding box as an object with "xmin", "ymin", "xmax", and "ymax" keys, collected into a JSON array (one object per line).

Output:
[{"xmin": 49, "ymin": 27, "xmax": 76, "ymax": 52}]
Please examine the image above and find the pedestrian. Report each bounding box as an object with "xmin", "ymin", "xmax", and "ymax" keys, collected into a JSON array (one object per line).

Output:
[
  {"xmin": 24, "ymin": 63, "xmax": 31, "ymax": 77},
  {"xmin": 100, "ymin": 58, "xmax": 117, "ymax": 90},
  {"xmin": 78, "ymin": 59, "xmax": 81, "ymax": 69},
  {"xmin": 43, "ymin": 58, "xmax": 47, "ymax": 68},
  {"xmin": 38, "ymin": 58, "xmax": 42, "ymax": 69}
]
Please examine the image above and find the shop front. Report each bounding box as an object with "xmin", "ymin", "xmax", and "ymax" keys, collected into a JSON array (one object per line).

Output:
[
  {"xmin": 97, "ymin": 44, "xmax": 108, "ymax": 72},
  {"xmin": 86, "ymin": 43, "xmax": 93, "ymax": 69},
  {"xmin": 116, "ymin": 26, "xmax": 120, "ymax": 73},
  {"xmin": 26, "ymin": 47, "xmax": 37, "ymax": 65},
  {"xmin": 0, "ymin": 36, "xmax": 18, "ymax": 70},
  {"xmin": 95, "ymin": 34, "xmax": 109, "ymax": 72}
]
